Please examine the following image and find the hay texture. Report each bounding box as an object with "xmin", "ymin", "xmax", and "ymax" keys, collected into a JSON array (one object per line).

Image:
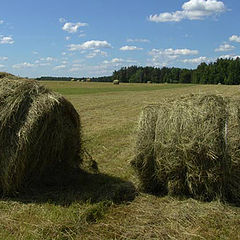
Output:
[
  {"xmin": 0, "ymin": 77, "xmax": 81, "ymax": 194},
  {"xmin": 113, "ymin": 80, "xmax": 120, "ymax": 85},
  {"xmin": 132, "ymin": 94, "xmax": 240, "ymax": 203}
]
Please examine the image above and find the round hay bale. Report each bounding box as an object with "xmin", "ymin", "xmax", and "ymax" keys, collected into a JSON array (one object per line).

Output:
[
  {"xmin": 0, "ymin": 77, "xmax": 82, "ymax": 194},
  {"xmin": 225, "ymin": 100, "xmax": 240, "ymax": 204},
  {"xmin": 147, "ymin": 81, "xmax": 152, "ymax": 84},
  {"xmin": 0, "ymin": 72, "xmax": 18, "ymax": 79},
  {"xmin": 131, "ymin": 94, "xmax": 240, "ymax": 202},
  {"xmin": 113, "ymin": 79, "xmax": 119, "ymax": 85}
]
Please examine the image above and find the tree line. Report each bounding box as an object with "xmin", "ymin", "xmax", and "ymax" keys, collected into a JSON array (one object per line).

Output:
[
  {"xmin": 36, "ymin": 58, "xmax": 240, "ymax": 85},
  {"xmin": 112, "ymin": 58, "xmax": 240, "ymax": 85}
]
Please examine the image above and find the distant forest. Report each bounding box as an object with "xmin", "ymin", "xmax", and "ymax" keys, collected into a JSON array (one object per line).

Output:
[{"xmin": 37, "ymin": 58, "xmax": 240, "ymax": 85}]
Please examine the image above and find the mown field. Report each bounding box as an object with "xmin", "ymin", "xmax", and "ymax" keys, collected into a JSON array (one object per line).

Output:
[{"xmin": 1, "ymin": 81, "xmax": 240, "ymax": 240}]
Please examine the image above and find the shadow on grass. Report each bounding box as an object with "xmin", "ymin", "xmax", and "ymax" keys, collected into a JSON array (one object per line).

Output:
[{"xmin": 3, "ymin": 168, "xmax": 137, "ymax": 206}]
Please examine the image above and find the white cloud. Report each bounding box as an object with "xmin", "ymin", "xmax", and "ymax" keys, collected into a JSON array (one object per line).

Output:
[
  {"xmin": 68, "ymin": 40, "xmax": 112, "ymax": 51},
  {"xmin": 120, "ymin": 45, "xmax": 143, "ymax": 51},
  {"xmin": 62, "ymin": 22, "xmax": 88, "ymax": 33},
  {"xmin": 70, "ymin": 60, "xmax": 138, "ymax": 76},
  {"xmin": 182, "ymin": 56, "xmax": 208, "ymax": 63},
  {"xmin": 127, "ymin": 38, "xmax": 150, "ymax": 43},
  {"xmin": 33, "ymin": 51, "xmax": 39, "ymax": 55},
  {"xmin": 53, "ymin": 65, "xmax": 67, "ymax": 70},
  {"xmin": 103, "ymin": 58, "xmax": 138, "ymax": 65},
  {"xmin": 215, "ymin": 43, "xmax": 235, "ymax": 52},
  {"xmin": 12, "ymin": 62, "xmax": 34, "ymax": 69},
  {"xmin": 86, "ymin": 49, "xmax": 108, "ymax": 58},
  {"xmin": 149, "ymin": 0, "xmax": 226, "ymax": 22},
  {"xmin": 149, "ymin": 48, "xmax": 199, "ymax": 67},
  {"xmin": 229, "ymin": 35, "xmax": 240, "ymax": 43},
  {"xmin": 150, "ymin": 48, "xmax": 199, "ymax": 56},
  {"xmin": 0, "ymin": 64, "xmax": 5, "ymax": 68},
  {"xmin": 39, "ymin": 57, "xmax": 56, "ymax": 62},
  {"xmin": 0, "ymin": 20, "xmax": 3, "ymax": 24},
  {"xmin": 65, "ymin": 36, "xmax": 71, "ymax": 41},
  {"xmin": 0, "ymin": 36, "xmax": 14, "ymax": 44},
  {"xmin": 0, "ymin": 56, "xmax": 8, "ymax": 61}
]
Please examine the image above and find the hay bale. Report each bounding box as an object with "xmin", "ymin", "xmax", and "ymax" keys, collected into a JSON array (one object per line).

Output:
[
  {"xmin": 225, "ymin": 101, "xmax": 240, "ymax": 203},
  {"xmin": 0, "ymin": 72, "xmax": 18, "ymax": 79},
  {"xmin": 0, "ymin": 77, "xmax": 82, "ymax": 194},
  {"xmin": 113, "ymin": 80, "xmax": 119, "ymax": 85},
  {"xmin": 147, "ymin": 81, "xmax": 152, "ymax": 84},
  {"xmin": 131, "ymin": 94, "xmax": 240, "ymax": 202}
]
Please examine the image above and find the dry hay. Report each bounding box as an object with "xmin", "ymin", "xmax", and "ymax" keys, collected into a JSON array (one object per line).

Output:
[
  {"xmin": 0, "ymin": 72, "xmax": 18, "ymax": 79},
  {"xmin": 131, "ymin": 94, "xmax": 240, "ymax": 203},
  {"xmin": 113, "ymin": 80, "xmax": 120, "ymax": 85},
  {"xmin": 0, "ymin": 77, "xmax": 82, "ymax": 194}
]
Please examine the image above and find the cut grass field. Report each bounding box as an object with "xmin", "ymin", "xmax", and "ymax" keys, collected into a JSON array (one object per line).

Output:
[{"xmin": 1, "ymin": 81, "xmax": 240, "ymax": 240}]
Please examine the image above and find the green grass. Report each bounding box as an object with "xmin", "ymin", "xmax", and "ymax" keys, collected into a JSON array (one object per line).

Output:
[
  {"xmin": 1, "ymin": 81, "xmax": 240, "ymax": 240},
  {"xmin": 40, "ymin": 81, "xmax": 195, "ymax": 95}
]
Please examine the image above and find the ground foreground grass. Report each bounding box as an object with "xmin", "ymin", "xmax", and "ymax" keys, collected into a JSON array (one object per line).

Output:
[{"xmin": 1, "ymin": 82, "xmax": 240, "ymax": 240}]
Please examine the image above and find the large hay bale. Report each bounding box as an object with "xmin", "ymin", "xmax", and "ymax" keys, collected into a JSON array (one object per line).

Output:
[
  {"xmin": 131, "ymin": 94, "xmax": 240, "ymax": 202},
  {"xmin": 225, "ymin": 101, "xmax": 240, "ymax": 203},
  {"xmin": 0, "ymin": 77, "xmax": 82, "ymax": 194},
  {"xmin": 0, "ymin": 72, "xmax": 18, "ymax": 79}
]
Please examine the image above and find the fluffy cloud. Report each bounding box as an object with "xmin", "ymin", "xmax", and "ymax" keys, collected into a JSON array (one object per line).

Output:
[
  {"xmin": 150, "ymin": 48, "xmax": 199, "ymax": 56},
  {"xmin": 149, "ymin": 48, "xmax": 199, "ymax": 66},
  {"xmin": 229, "ymin": 35, "xmax": 240, "ymax": 43},
  {"xmin": 62, "ymin": 22, "xmax": 88, "ymax": 33},
  {"xmin": 103, "ymin": 58, "xmax": 137, "ymax": 64},
  {"xmin": 12, "ymin": 62, "xmax": 34, "ymax": 69},
  {"xmin": 215, "ymin": 43, "xmax": 235, "ymax": 52},
  {"xmin": 120, "ymin": 45, "xmax": 143, "ymax": 51},
  {"xmin": 149, "ymin": 0, "xmax": 226, "ymax": 22},
  {"xmin": 0, "ymin": 64, "xmax": 5, "ymax": 68},
  {"xmin": 0, "ymin": 56, "xmax": 8, "ymax": 61},
  {"xmin": 0, "ymin": 20, "xmax": 3, "ymax": 24},
  {"xmin": 0, "ymin": 36, "xmax": 14, "ymax": 44},
  {"xmin": 68, "ymin": 40, "xmax": 112, "ymax": 51},
  {"xmin": 127, "ymin": 38, "xmax": 150, "ymax": 43},
  {"xmin": 86, "ymin": 49, "xmax": 108, "ymax": 58},
  {"xmin": 39, "ymin": 57, "xmax": 56, "ymax": 62},
  {"xmin": 182, "ymin": 56, "xmax": 208, "ymax": 63}
]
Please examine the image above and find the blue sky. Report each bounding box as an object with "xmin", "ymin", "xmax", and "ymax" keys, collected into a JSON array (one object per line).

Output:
[{"xmin": 0, "ymin": 0, "xmax": 240, "ymax": 78}]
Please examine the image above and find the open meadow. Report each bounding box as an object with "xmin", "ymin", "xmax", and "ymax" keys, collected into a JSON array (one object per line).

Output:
[{"xmin": 1, "ymin": 81, "xmax": 240, "ymax": 240}]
